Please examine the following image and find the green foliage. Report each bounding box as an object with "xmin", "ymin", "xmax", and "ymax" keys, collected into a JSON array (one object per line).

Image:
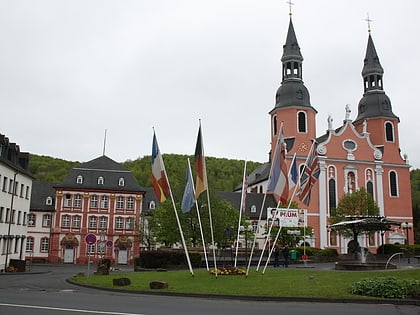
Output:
[
  {"xmin": 123, "ymin": 154, "xmax": 261, "ymax": 192},
  {"xmin": 29, "ymin": 154, "xmax": 79, "ymax": 182},
  {"xmin": 149, "ymin": 193, "xmax": 247, "ymax": 248},
  {"xmin": 351, "ymin": 277, "xmax": 420, "ymax": 299},
  {"xmin": 331, "ymin": 187, "xmax": 380, "ymax": 224}
]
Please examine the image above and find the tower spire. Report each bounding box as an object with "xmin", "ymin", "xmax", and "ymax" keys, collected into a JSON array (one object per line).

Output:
[{"xmin": 286, "ymin": 0, "xmax": 294, "ymax": 17}]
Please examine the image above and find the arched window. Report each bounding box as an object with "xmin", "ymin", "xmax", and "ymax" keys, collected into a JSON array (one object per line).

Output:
[
  {"xmin": 389, "ymin": 170, "xmax": 398, "ymax": 197},
  {"xmin": 385, "ymin": 122, "xmax": 394, "ymax": 142},
  {"xmin": 149, "ymin": 201, "xmax": 156, "ymax": 210},
  {"xmin": 76, "ymin": 175, "xmax": 83, "ymax": 184},
  {"xmin": 97, "ymin": 176, "xmax": 104, "ymax": 185},
  {"xmin": 328, "ymin": 178, "xmax": 337, "ymax": 216},
  {"xmin": 297, "ymin": 111, "xmax": 307, "ymax": 133},
  {"xmin": 273, "ymin": 115, "xmax": 278, "ymax": 136},
  {"xmin": 46, "ymin": 196, "xmax": 53, "ymax": 205},
  {"xmin": 118, "ymin": 177, "xmax": 125, "ymax": 187},
  {"xmin": 366, "ymin": 169, "xmax": 374, "ymax": 197}
]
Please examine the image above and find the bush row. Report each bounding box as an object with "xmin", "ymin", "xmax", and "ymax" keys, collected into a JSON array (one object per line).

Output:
[
  {"xmin": 134, "ymin": 250, "xmax": 202, "ymax": 269},
  {"xmin": 351, "ymin": 277, "xmax": 420, "ymax": 299}
]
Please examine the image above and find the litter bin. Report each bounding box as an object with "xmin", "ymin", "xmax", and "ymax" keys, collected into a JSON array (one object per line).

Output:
[{"xmin": 290, "ymin": 250, "xmax": 297, "ymax": 263}]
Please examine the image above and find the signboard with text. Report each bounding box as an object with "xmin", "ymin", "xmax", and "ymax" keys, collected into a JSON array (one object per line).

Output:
[{"xmin": 267, "ymin": 208, "xmax": 307, "ymax": 227}]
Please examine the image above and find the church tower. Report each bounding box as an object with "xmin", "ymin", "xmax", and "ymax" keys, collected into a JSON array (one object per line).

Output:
[
  {"xmin": 269, "ymin": 15, "xmax": 317, "ymax": 160},
  {"xmin": 353, "ymin": 30, "xmax": 403, "ymax": 163}
]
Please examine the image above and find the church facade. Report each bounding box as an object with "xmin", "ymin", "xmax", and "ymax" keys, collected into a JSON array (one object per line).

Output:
[{"xmin": 247, "ymin": 17, "xmax": 413, "ymax": 253}]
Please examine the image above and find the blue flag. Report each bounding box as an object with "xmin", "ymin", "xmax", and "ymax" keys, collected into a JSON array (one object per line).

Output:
[{"xmin": 181, "ymin": 161, "xmax": 195, "ymax": 213}]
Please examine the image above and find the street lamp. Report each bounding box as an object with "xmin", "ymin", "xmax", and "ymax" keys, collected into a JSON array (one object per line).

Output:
[{"xmin": 401, "ymin": 222, "xmax": 413, "ymax": 263}]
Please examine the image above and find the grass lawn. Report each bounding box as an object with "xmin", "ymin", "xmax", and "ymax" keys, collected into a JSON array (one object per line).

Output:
[{"xmin": 70, "ymin": 267, "xmax": 420, "ymax": 299}]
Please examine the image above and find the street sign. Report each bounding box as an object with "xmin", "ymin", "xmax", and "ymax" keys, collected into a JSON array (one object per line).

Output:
[
  {"xmin": 106, "ymin": 240, "xmax": 113, "ymax": 247},
  {"xmin": 85, "ymin": 233, "xmax": 97, "ymax": 245}
]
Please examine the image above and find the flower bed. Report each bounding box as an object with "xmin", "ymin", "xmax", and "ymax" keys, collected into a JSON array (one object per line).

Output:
[{"xmin": 210, "ymin": 266, "xmax": 246, "ymax": 276}]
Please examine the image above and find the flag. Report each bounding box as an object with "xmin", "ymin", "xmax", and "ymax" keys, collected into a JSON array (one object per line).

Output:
[
  {"xmin": 151, "ymin": 132, "xmax": 170, "ymax": 203},
  {"xmin": 194, "ymin": 125, "xmax": 207, "ymax": 199},
  {"xmin": 288, "ymin": 153, "xmax": 298, "ymax": 191},
  {"xmin": 240, "ymin": 161, "xmax": 248, "ymax": 212},
  {"xmin": 267, "ymin": 125, "xmax": 289, "ymax": 204},
  {"xmin": 181, "ymin": 161, "xmax": 195, "ymax": 213},
  {"xmin": 297, "ymin": 143, "xmax": 320, "ymax": 206}
]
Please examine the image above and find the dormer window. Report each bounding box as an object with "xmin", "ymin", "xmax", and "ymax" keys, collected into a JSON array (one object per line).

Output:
[
  {"xmin": 97, "ymin": 176, "xmax": 104, "ymax": 185},
  {"xmin": 76, "ymin": 175, "xmax": 83, "ymax": 184},
  {"xmin": 149, "ymin": 201, "xmax": 156, "ymax": 209},
  {"xmin": 46, "ymin": 196, "xmax": 53, "ymax": 205},
  {"xmin": 118, "ymin": 177, "xmax": 125, "ymax": 187}
]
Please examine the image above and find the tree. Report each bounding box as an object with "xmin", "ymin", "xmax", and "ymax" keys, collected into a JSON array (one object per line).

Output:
[
  {"xmin": 329, "ymin": 187, "xmax": 380, "ymax": 253},
  {"xmin": 149, "ymin": 193, "xmax": 247, "ymax": 248},
  {"xmin": 330, "ymin": 187, "xmax": 379, "ymax": 224}
]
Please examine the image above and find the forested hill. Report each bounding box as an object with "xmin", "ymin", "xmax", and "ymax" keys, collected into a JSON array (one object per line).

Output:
[{"xmin": 28, "ymin": 154, "xmax": 263, "ymax": 193}]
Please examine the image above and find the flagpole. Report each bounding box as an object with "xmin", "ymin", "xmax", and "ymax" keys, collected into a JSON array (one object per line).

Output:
[
  {"xmin": 245, "ymin": 193, "xmax": 267, "ymax": 277},
  {"xmin": 234, "ymin": 160, "xmax": 247, "ymax": 267},
  {"xmin": 152, "ymin": 129, "xmax": 194, "ymax": 276},
  {"xmin": 194, "ymin": 120, "xmax": 217, "ymax": 276},
  {"xmin": 256, "ymin": 122, "xmax": 286, "ymax": 271},
  {"xmin": 188, "ymin": 158, "xmax": 210, "ymax": 270}
]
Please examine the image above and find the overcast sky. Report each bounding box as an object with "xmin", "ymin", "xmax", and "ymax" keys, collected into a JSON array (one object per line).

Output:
[{"xmin": 1, "ymin": 1, "xmax": 419, "ymax": 169}]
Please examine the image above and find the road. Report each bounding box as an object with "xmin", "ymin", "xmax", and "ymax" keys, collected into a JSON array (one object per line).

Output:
[{"xmin": 0, "ymin": 264, "xmax": 419, "ymax": 315}]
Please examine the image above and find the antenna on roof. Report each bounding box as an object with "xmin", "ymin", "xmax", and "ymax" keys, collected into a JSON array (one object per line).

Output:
[{"xmin": 102, "ymin": 129, "xmax": 107, "ymax": 156}]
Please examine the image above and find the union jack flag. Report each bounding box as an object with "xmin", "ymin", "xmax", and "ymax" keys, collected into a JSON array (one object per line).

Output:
[{"xmin": 296, "ymin": 143, "xmax": 320, "ymax": 206}]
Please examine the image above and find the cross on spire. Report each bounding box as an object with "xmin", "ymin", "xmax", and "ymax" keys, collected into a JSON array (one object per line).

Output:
[
  {"xmin": 364, "ymin": 13, "xmax": 373, "ymax": 33},
  {"xmin": 286, "ymin": 0, "xmax": 294, "ymax": 16}
]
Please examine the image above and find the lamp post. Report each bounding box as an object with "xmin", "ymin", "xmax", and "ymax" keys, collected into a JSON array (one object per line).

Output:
[{"xmin": 401, "ymin": 222, "xmax": 413, "ymax": 264}]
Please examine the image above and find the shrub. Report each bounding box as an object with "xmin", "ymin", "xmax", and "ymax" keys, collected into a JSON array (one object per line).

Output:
[
  {"xmin": 351, "ymin": 277, "xmax": 420, "ymax": 299},
  {"xmin": 135, "ymin": 250, "xmax": 202, "ymax": 269}
]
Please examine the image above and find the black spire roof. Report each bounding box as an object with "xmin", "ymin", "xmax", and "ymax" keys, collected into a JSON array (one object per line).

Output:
[
  {"xmin": 355, "ymin": 33, "xmax": 399, "ymax": 123},
  {"xmin": 273, "ymin": 18, "xmax": 315, "ymax": 111}
]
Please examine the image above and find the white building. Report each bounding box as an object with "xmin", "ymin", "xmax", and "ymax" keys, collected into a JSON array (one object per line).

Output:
[{"xmin": 0, "ymin": 133, "xmax": 33, "ymax": 271}]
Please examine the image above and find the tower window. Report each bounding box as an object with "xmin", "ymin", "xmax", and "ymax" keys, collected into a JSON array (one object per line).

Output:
[
  {"xmin": 389, "ymin": 171, "xmax": 398, "ymax": 197},
  {"xmin": 328, "ymin": 178, "xmax": 337, "ymax": 216},
  {"xmin": 298, "ymin": 111, "xmax": 307, "ymax": 133},
  {"xmin": 273, "ymin": 116, "xmax": 278, "ymax": 136},
  {"xmin": 385, "ymin": 122, "xmax": 394, "ymax": 142}
]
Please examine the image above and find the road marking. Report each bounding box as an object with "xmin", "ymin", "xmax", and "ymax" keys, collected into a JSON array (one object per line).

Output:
[{"xmin": 0, "ymin": 303, "xmax": 145, "ymax": 315}]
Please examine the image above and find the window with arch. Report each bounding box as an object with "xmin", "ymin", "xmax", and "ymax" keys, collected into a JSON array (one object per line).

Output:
[
  {"xmin": 46, "ymin": 196, "xmax": 53, "ymax": 205},
  {"xmin": 76, "ymin": 175, "xmax": 83, "ymax": 184},
  {"xmin": 100, "ymin": 195, "xmax": 109, "ymax": 209},
  {"xmin": 116, "ymin": 196, "xmax": 125, "ymax": 209},
  {"xmin": 90, "ymin": 195, "xmax": 98, "ymax": 208},
  {"xmin": 127, "ymin": 197, "xmax": 135, "ymax": 210},
  {"xmin": 72, "ymin": 215, "xmax": 81, "ymax": 228},
  {"xmin": 389, "ymin": 170, "xmax": 398, "ymax": 197},
  {"xmin": 64, "ymin": 194, "xmax": 72, "ymax": 207},
  {"xmin": 273, "ymin": 115, "xmax": 278, "ymax": 136},
  {"xmin": 42, "ymin": 214, "xmax": 51, "ymax": 227},
  {"xmin": 74, "ymin": 194, "xmax": 82, "ymax": 208},
  {"xmin": 118, "ymin": 177, "xmax": 125, "ymax": 187},
  {"xmin": 328, "ymin": 178, "xmax": 337, "ymax": 216},
  {"xmin": 115, "ymin": 217, "xmax": 124, "ymax": 229},
  {"xmin": 27, "ymin": 213, "xmax": 36, "ymax": 226},
  {"xmin": 385, "ymin": 122, "xmax": 394, "ymax": 142},
  {"xmin": 250, "ymin": 205, "xmax": 257, "ymax": 213},
  {"xmin": 40, "ymin": 237, "xmax": 49, "ymax": 252},
  {"xmin": 26, "ymin": 237, "xmax": 34, "ymax": 251},
  {"xmin": 89, "ymin": 216, "xmax": 97, "ymax": 229},
  {"xmin": 366, "ymin": 169, "xmax": 374, "ymax": 197},
  {"xmin": 297, "ymin": 111, "xmax": 307, "ymax": 133},
  {"xmin": 125, "ymin": 217, "xmax": 134, "ymax": 230},
  {"xmin": 149, "ymin": 200, "xmax": 155, "ymax": 210},
  {"xmin": 62, "ymin": 215, "xmax": 71, "ymax": 228},
  {"xmin": 97, "ymin": 176, "xmax": 104, "ymax": 185},
  {"xmin": 99, "ymin": 216, "xmax": 108, "ymax": 229}
]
